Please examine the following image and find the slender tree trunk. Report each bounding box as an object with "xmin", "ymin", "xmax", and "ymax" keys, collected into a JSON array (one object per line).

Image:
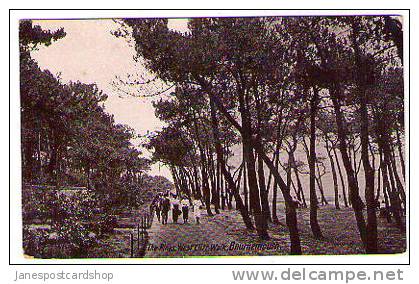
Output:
[
  {"xmin": 209, "ymin": 97, "xmax": 253, "ymax": 229},
  {"xmin": 352, "ymin": 18, "xmax": 379, "ymax": 253},
  {"xmin": 381, "ymin": 149, "xmax": 404, "ymax": 230},
  {"xmin": 271, "ymin": 151, "xmax": 281, "ymax": 224},
  {"xmin": 236, "ymin": 89, "xmax": 269, "ymax": 239},
  {"xmin": 256, "ymin": 148, "xmax": 302, "ymax": 254},
  {"xmin": 192, "ymin": 164, "xmax": 200, "ymax": 198},
  {"xmin": 372, "ymin": 105, "xmax": 403, "ymax": 229},
  {"xmin": 271, "ymin": 181, "xmax": 279, "ymax": 224},
  {"xmin": 258, "ymin": 154, "xmax": 272, "ymax": 223},
  {"xmin": 242, "ymin": 162, "xmax": 249, "ymax": 213},
  {"xmin": 192, "ymin": 113, "xmax": 213, "ymax": 216},
  {"xmin": 171, "ymin": 165, "xmax": 181, "ymax": 195},
  {"xmin": 326, "ymin": 139, "xmax": 340, "ymax": 209},
  {"xmin": 309, "ymin": 88, "xmax": 322, "ymax": 238},
  {"xmin": 375, "ymin": 151, "xmax": 382, "ymax": 202},
  {"xmin": 199, "ymin": 150, "xmax": 213, "ymax": 216},
  {"xmin": 207, "ymin": 148, "xmax": 220, "ymax": 214},
  {"xmin": 330, "ymin": 84, "xmax": 368, "ymax": 250},
  {"xmin": 316, "ymin": 162, "xmax": 328, "ymax": 205},
  {"xmin": 389, "ymin": 144, "xmax": 406, "ymax": 207},
  {"xmin": 266, "ymin": 150, "xmax": 278, "ymax": 195},
  {"xmin": 200, "ymin": 80, "xmax": 300, "ymax": 254},
  {"xmin": 293, "ymin": 165, "xmax": 307, "ymax": 208},
  {"xmin": 48, "ymin": 139, "xmax": 57, "ymax": 182},
  {"xmin": 380, "ymin": 153, "xmax": 393, "ymax": 223},
  {"xmin": 254, "ymin": 90, "xmax": 271, "ymax": 224},
  {"xmin": 386, "ymin": 148, "xmax": 405, "ymax": 229},
  {"xmin": 359, "ymin": 102, "xmax": 378, "ymax": 253},
  {"xmin": 333, "ymin": 146, "xmax": 349, "ymax": 207},
  {"xmin": 395, "ymin": 129, "xmax": 405, "ymax": 182}
]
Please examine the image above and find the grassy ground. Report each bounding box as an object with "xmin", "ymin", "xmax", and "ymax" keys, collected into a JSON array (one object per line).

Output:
[{"xmin": 145, "ymin": 205, "xmax": 406, "ymax": 257}]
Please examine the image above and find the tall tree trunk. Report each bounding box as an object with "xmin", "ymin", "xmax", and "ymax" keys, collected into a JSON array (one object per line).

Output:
[
  {"xmin": 266, "ymin": 150, "xmax": 278, "ymax": 195},
  {"xmin": 192, "ymin": 113, "xmax": 213, "ymax": 216},
  {"xmin": 293, "ymin": 165, "xmax": 307, "ymax": 208},
  {"xmin": 380, "ymin": 152, "xmax": 393, "ymax": 223},
  {"xmin": 258, "ymin": 154, "xmax": 272, "ymax": 223},
  {"xmin": 381, "ymin": 148, "xmax": 404, "ymax": 230},
  {"xmin": 192, "ymin": 164, "xmax": 200, "ymax": 198},
  {"xmin": 375, "ymin": 151, "xmax": 382, "ymax": 202},
  {"xmin": 200, "ymin": 80, "xmax": 300, "ymax": 254},
  {"xmin": 255, "ymin": 146, "xmax": 302, "ymax": 254},
  {"xmin": 207, "ymin": 148, "xmax": 220, "ymax": 214},
  {"xmin": 316, "ymin": 162, "xmax": 328, "ymax": 205},
  {"xmin": 309, "ymin": 88, "xmax": 323, "ymax": 238},
  {"xmin": 254, "ymin": 90, "xmax": 271, "ymax": 225},
  {"xmin": 333, "ymin": 146, "xmax": 349, "ymax": 207},
  {"xmin": 330, "ymin": 84, "xmax": 368, "ymax": 250},
  {"xmin": 198, "ymin": 148, "xmax": 213, "ymax": 216},
  {"xmin": 395, "ymin": 129, "xmax": 405, "ymax": 181},
  {"xmin": 48, "ymin": 140, "xmax": 57, "ymax": 182},
  {"xmin": 239, "ymin": 90, "xmax": 269, "ymax": 239},
  {"xmin": 326, "ymin": 138, "xmax": 340, "ymax": 209},
  {"xmin": 209, "ymin": 97, "xmax": 253, "ymax": 229},
  {"xmin": 351, "ymin": 18, "xmax": 378, "ymax": 253},
  {"xmin": 243, "ymin": 126, "xmax": 268, "ymax": 238},
  {"xmin": 242, "ymin": 162, "xmax": 249, "ymax": 213},
  {"xmin": 171, "ymin": 165, "xmax": 181, "ymax": 195},
  {"xmin": 271, "ymin": 151, "xmax": 281, "ymax": 224},
  {"xmin": 389, "ymin": 144, "xmax": 406, "ymax": 207},
  {"xmin": 372, "ymin": 105, "xmax": 404, "ymax": 229}
]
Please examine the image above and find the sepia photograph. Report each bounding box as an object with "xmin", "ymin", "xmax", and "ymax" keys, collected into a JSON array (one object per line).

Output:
[{"xmin": 18, "ymin": 13, "xmax": 406, "ymax": 260}]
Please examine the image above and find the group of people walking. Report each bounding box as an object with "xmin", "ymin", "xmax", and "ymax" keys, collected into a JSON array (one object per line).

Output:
[{"xmin": 150, "ymin": 192, "xmax": 203, "ymax": 225}]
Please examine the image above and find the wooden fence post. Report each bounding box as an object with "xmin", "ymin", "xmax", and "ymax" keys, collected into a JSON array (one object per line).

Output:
[{"xmin": 130, "ymin": 232, "xmax": 134, "ymax": 258}]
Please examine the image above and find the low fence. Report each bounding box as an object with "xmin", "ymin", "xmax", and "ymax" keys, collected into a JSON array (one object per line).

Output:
[{"xmin": 129, "ymin": 210, "xmax": 154, "ymax": 258}]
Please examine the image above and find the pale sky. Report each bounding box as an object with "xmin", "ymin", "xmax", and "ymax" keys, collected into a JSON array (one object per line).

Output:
[{"xmin": 31, "ymin": 19, "xmax": 190, "ymax": 180}]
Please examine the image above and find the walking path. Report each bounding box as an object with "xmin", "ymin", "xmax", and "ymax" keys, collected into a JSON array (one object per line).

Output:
[{"xmin": 145, "ymin": 210, "xmax": 242, "ymax": 257}]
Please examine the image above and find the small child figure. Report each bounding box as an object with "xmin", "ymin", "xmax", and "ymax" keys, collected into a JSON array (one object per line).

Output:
[
  {"xmin": 181, "ymin": 197, "xmax": 190, "ymax": 223},
  {"xmin": 195, "ymin": 206, "xmax": 202, "ymax": 224}
]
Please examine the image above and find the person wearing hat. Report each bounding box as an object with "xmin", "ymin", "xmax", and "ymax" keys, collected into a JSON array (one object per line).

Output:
[
  {"xmin": 181, "ymin": 196, "xmax": 190, "ymax": 223},
  {"xmin": 161, "ymin": 194, "xmax": 171, "ymax": 225}
]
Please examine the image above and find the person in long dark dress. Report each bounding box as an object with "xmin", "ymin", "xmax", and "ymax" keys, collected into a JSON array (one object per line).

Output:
[{"xmin": 161, "ymin": 194, "xmax": 171, "ymax": 225}]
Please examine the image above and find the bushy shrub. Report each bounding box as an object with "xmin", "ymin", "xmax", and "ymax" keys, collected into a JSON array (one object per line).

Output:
[
  {"xmin": 97, "ymin": 214, "xmax": 118, "ymax": 234},
  {"xmin": 22, "ymin": 188, "xmax": 57, "ymax": 222},
  {"xmin": 53, "ymin": 217, "xmax": 97, "ymax": 255},
  {"xmin": 23, "ymin": 217, "xmax": 99, "ymax": 258},
  {"xmin": 22, "ymin": 225, "xmax": 49, "ymax": 258}
]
